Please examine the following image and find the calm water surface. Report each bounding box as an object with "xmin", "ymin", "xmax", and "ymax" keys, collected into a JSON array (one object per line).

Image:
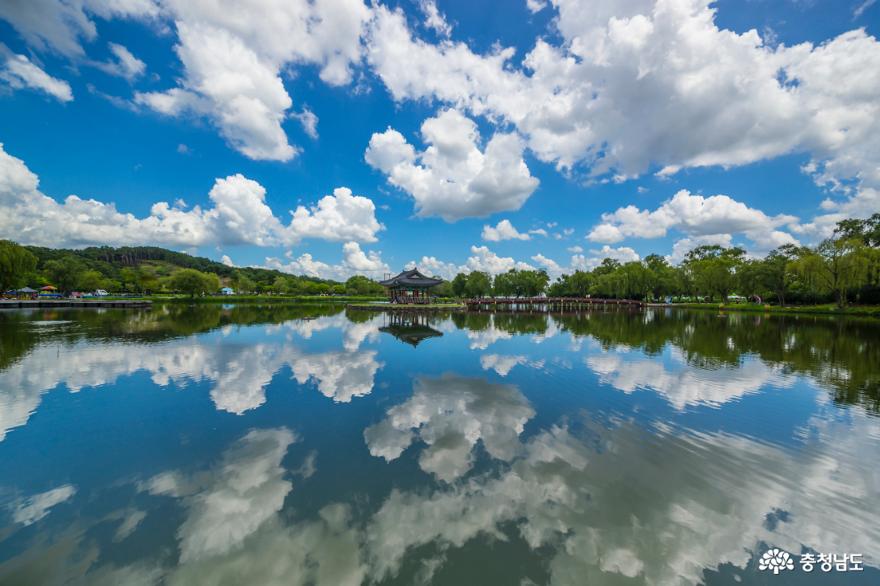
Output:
[{"xmin": 0, "ymin": 305, "xmax": 878, "ymax": 585}]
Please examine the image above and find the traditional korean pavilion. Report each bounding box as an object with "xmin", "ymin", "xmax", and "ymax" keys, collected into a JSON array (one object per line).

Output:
[{"xmin": 378, "ymin": 268, "xmax": 444, "ymax": 304}]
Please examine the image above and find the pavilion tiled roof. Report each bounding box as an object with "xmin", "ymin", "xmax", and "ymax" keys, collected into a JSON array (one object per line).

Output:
[{"xmin": 378, "ymin": 268, "xmax": 444, "ymax": 288}]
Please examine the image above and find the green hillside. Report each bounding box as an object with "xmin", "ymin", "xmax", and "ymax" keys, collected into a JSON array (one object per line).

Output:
[
  {"xmin": 21, "ymin": 245, "xmax": 349, "ymax": 294},
  {"xmin": 27, "ymin": 245, "xmax": 309, "ymax": 281}
]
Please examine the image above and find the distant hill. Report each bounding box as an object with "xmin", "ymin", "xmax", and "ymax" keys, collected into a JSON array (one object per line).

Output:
[{"xmin": 24, "ymin": 245, "xmax": 337, "ymax": 288}]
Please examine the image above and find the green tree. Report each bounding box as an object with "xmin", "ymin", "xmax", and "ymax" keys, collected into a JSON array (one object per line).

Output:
[
  {"xmin": 494, "ymin": 269, "xmax": 550, "ymax": 297},
  {"xmin": 734, "ymin": 259, "xmax": 763, "ymax": 300},
  {"xmin": 834, "ymin": 213, "xmax": 880, "ymax": 247},
  {"xmin": 345, "ymin": 275, "xmax": 384, "ymax": 296},
  {"xmin": 619, "ymin": 261, "xmax": 651, "ymax": 299},
  {"xmin": 0, "ymin": 240, "xmax": 37, "ymax": 292},
  {"xmin": 451, "ymin": 273, "xmax": 468, "ymax": 297},
  {"xmin": 119, "ymin": 267, "xmax": 139, "ymax": 293},
  {"xmin": 566, "ymin": 271, "xmax": 592, "ymax": 297},
  {"xmin": 78, "ymin": 269, "xmax": 104, "ymax": 292},
  {"xmin": 644, "ymin": 254, "xmax": 678, "ymax": 300},
  {"xmin": 170, "ymin": 269, "xmax": 220, "ymax": 298},
  {"xmin": 102, "ymin": 279, "xmax": 122, "ymax": 293},
  {"xmin": 232, "ymin": 272, "xmax": 256, "ymax": 294},
  {"xmin": 593, "ymin": 258, "xmax": 621, "ymax": 278},
  {"xmin": 136, "ymin": 266, "xmax": 161, "ymax": 294},
  {"xmin": 759, "ymin": 245, "xmax": 799, "ymax": 305},
  {"xmin": 465, "ymin": 271, "xmax": 492, "ymax": 297},
  {"xmin": 310, "ymin": 282, "xmax": 332, "ymax": 295},
  {"xmin": 682, "ymin": 245, "xmax": 745, "ymax": 301},
  {"xmin": 296, "ymin": 279, "xmax": 316, "ymax": 295},
  {"xmin": 272, "ymin": 276, "xmax": 290, "ymax": 295},
  {"xmin": 522, "ymin": 269, "xmax": 549, "ymax": 297},
  {"xmin": 493, "ymin": 271, "xmax": 514, "ymax": 296},
  {"xmin": 433, "ymin": 280, "xmax": 454, "ymax": 297},
  {"xmin": 44, "ymin": 256, "xmax": 86, "ymax": 292},
  {"xmin": 203, "ymin": 272, "xmax": 221, "ymax": 295},
  {"xmin": 792, "ymin": 237, "xmax": 871, "ymax": 307}
]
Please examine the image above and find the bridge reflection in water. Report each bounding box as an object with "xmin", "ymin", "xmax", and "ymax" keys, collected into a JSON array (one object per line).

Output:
[{"xmin": 466, "ymin": 296, "xmax": 644, "ymax": 311}]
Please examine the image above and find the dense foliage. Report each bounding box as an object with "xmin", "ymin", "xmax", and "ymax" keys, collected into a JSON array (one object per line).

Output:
[
  {"xmin": 169, "ymin": 269, "xmax": 221, "ymax": 298},
  {"xmin": 457, "ymin": 214, "xmax": 880, "ymax": 307},
  {"xmin": 0, "ymin": 240, "xmax": 37, "ymax": 292}
]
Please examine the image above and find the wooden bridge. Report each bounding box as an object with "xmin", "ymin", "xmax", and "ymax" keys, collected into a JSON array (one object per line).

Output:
[{"xmin": 465, "ymin": 297, "xmax": 644, "ymax": 311}]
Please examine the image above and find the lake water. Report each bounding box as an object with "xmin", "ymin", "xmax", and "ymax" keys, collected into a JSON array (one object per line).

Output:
[{"xmin": 0, "ymin": 304, "xmax": 878, "ymax": 585}]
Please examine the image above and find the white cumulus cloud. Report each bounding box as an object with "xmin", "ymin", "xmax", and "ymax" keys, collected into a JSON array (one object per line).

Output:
[
  {"xmin": 266, "ymin": 241, "xmax": 389, "ymax": 281},
  {"xmin": 482, "ymin": 219, "xmax": 532, "ymax": 242},
  {"xmin": 368, "ymin": 1, "xmax": 880, "ymax": 189},
  {"xmin": 465, "ymin": 245, "xmax": 535, "ymax": 275},
  {"xmin": 587, "ymin": 189, "xmax": 799, "ymax": 253},
  {"xmin": 571, "ymin": 245, "xmax": 641, "ymax": 270},
  {"xmin": 133, "ymin": 0, "xmax": 370, "ymax": 161},
  {"xmin": 288, "ymin": 187, "xmax": 384, "ymax": 244},
  {"xmin": 404, "ymin": 256, "xmax": 459, "ymax": 280},
  {"xmin": 0, "ymin": 144, "xmax": 382, "ymax": 248},
  {"xmin": 365, "ymin": 109, "xmax": 539, "ymax": 221}
]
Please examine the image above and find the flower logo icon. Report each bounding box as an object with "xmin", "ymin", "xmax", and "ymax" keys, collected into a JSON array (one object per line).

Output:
[{"xmin": 758, "ymin": 548, "xmax": 795, "ymax": 574}]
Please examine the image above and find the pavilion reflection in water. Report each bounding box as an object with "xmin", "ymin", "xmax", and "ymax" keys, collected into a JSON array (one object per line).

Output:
[{"xmin": 378, "ymin": 312, "xmax": 444, "ymax": 347}]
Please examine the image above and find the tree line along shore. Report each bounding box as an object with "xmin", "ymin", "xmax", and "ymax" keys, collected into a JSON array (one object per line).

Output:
[{"xmin": 1, "ymin": 213, "xmax": 878, "ymax": 310}]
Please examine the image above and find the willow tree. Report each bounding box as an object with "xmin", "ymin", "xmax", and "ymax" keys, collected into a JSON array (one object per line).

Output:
[
  {"xmin": 644, "ymin": 254, "xmax": 679, "ymax": 300},
  {"xmin": 791, "ymin": 237, "xmax": 871, "ymax": 307},
  {"xmin": 494, "ymin": 269, "xmax": 549, "ymax": 297},
  {"xmin": 682, "ymin": 245, "xmax": 745, "ymax": 301}
]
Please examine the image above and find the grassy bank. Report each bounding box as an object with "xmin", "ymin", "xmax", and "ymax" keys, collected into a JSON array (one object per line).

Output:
[{"xmin": 657, "ymin": 302, "xmax": 880, "ymax": 318}]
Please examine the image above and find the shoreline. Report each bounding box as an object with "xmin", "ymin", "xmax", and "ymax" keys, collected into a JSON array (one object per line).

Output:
[
  {"xmin": 0, "ymin": 299, "xmax": 152, "ymax": 308},
  {"xmin": 648, "ymin": 302, "xmax": 880, "ymax": 318},
  {"xmin": 5, "ymin": 297, "xmax": 878, "ymax": 318},
  {"xmin": 156, "ymin": 295, "xmax": 385, "ymax": 304}
]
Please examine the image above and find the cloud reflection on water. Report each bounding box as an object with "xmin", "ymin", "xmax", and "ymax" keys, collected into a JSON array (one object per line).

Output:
[
  {"xmin": 364, "ymin": 407, "xmax": 880, "ymax": 585},
  {"xmin": 143, "ymin": 427, "xmax": 297, "ymax": 562},
  {"xmin": 365, "ymin": 375, "xmax": 535, "ymax": 482},
  {"xmin": 1, "ymin": 307, "xmax": 879, "ymax": 585},
  {"xmin": 586, "ymin": 347, "xmax": 793, "ymax": 409},
  {"xmin": 0, "ymin": 315, "xmax": 384, "ymax": 440}
]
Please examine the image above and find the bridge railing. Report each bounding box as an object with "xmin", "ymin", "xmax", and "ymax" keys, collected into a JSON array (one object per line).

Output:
[{"xmin": 464, "ymin": 297, "xmax": 644, "ymax": 306}]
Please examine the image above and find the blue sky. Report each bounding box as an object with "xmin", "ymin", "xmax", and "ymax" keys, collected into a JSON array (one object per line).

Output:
[{"xmin": 0, "ymin": 0, "xmax": 878, "ymax": 280}]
